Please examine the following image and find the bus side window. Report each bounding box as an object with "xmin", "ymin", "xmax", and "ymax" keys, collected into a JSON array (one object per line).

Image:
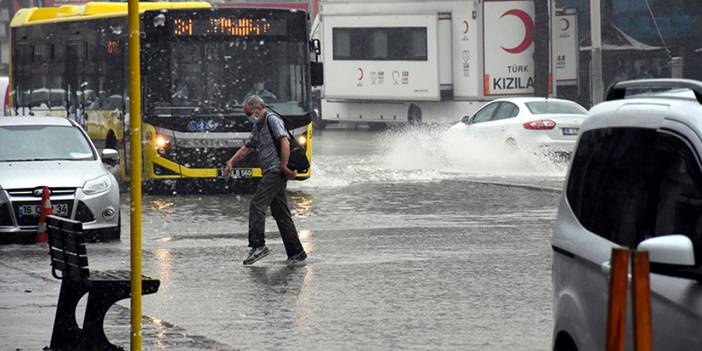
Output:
[{"xmin": 49, "ymin": 40, "xmax": 67, "ymax": 110}]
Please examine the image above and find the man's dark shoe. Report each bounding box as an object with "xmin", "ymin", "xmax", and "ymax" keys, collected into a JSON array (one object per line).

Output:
[
  {"xmin": 243, "ymin": 246, "xmax": 270, "ymax": 265},
  {"xmin": 286, "ymin": 251, "xmax": 307, "ymax": 266}
]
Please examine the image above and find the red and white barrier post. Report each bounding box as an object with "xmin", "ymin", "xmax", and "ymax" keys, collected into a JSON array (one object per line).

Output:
[{"xmin": 36, "ymin": 186, "xmax": 53, "ymax": 243}]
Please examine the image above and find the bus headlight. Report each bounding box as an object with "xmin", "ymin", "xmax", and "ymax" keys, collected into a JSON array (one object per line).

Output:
[
  {"xmin": 296, "ymin": 134, "xmax": 307, "ymax": 148},
  {"xmin": 155, "ymin": 133, "xmax": 171, "ymax": 154}
]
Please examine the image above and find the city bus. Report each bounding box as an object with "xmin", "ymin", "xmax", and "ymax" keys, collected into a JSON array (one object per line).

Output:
[{"xmin": 10, "ymin": 2, "xmax": 321, "ymax": 190}]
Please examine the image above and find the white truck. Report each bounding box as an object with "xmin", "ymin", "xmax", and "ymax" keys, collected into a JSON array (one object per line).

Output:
[{"xmin": 311, "ymin": 0, "xmax": 576, "ymax": 128}]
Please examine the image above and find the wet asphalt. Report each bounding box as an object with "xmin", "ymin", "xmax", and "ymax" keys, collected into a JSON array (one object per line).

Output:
[{"xmin": 1, "ymin": 124, "xmax": 566, "ymax": 350}]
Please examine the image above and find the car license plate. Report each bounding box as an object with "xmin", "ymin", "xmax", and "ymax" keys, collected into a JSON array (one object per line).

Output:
[
  {"xmin": 18, "ymin": 203, "xmax": 69, "ymax": 218},
  {"xmin": 562, "ymin": 128, "xmax": 579, "ymax": 136},
  {"xmin": 220, "ymin": 168, "xmax": 253, "ymax": 179}
]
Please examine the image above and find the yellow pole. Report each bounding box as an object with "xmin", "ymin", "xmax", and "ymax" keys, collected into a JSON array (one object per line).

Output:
[{"xmin": 127, "ymin": 0, "xmax": 143, "ymax": 350}]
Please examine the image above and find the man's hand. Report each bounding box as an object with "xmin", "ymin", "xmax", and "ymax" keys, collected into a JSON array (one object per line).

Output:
[
  {"xmin": 281, "ymin": 165, "xmax": 297, "ymax": 180},
  {"xmin": 224, "ymin": 160, "xmax": 234, "ymax": 181}
]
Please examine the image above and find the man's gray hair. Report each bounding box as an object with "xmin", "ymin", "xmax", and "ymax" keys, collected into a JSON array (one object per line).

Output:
[{"xmin": 243, "ymin": 95, "xmax": 266, "ymax": 110}]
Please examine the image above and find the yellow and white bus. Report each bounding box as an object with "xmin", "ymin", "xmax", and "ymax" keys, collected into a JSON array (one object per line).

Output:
[{"xmin": 10, "ymin": 2, "xmax": 320, "ymax": 190}]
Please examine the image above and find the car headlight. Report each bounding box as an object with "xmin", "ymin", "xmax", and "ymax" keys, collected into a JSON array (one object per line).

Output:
[{"xmin": 83, "ymin": 175, "xmax": 112, "ymax": 195}]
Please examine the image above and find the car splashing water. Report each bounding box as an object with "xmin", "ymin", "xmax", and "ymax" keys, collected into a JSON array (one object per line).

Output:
[
  {"xmin": 291, "ymin": 123, "xmax": 568, "ymax": 191},
  {"xmin": 383, "ymin": 124, "xmax": 569, "ymax": 177}
]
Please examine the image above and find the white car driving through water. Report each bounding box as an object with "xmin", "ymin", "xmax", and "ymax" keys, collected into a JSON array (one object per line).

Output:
[
  {"xmin": 0, "ymin": 117, "xmax": 120, "ymax": 244},
  {"xmin": 448, "ymin": 97, "xmax": 588, "ymax": 160}
]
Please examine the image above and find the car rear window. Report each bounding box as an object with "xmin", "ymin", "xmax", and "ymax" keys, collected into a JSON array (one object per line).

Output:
[
  {"xmin": 0, "ymin": 125, "xmax": 96, "ymax": 162},
  {"xmin": 525, "ymin": 101, "xmax": 587, "ymax": 115}
]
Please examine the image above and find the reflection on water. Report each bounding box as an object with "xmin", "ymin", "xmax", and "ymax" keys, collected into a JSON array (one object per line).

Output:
[
  {"xmin": 299, "ymin": 229, "xmax": 315, "ymax": 253},
  {"xmin": 294, "ymin": 265, "xmax": 317, "ymax": 332},
  {"xmin": 289, "ymin": 191, "xmax": 314, "ymax": 218},
  {"xmin": 243, "ymin": 263, "xmax": 318, "ymax": 333},
  {"xmin": 151, "ymin": 199, "xmax": 176, "ymax": 210},
  {"xmin": 154, "ymin": 248, "xmax": 173, "ymax": 289},
  {"xmin": 245, "ymin": 264, "xmax": 307, "ymax": 287}
]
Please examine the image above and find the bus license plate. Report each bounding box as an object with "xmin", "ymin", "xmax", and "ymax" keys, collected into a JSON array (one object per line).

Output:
[
  {"xmin": 225, "ymin": 169, "xmax": 253, "ymax": 179},
  {"xmin": 562, "ymin": 128, "xmax": 579, "ymax": 136},
  {"xmin": 19, "ymin": 203, "xmax": 69, "ymax": 218}
]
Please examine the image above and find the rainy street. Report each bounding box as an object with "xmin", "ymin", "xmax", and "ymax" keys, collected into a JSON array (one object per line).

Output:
[{"xmin": 1, "ymin": 125, "xmax": 567, "ymax": 350}]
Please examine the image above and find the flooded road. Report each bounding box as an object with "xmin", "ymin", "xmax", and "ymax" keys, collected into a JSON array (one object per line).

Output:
[{"xmin": 2, "ymin": 125, "xmax": 566, "ymax": 350}]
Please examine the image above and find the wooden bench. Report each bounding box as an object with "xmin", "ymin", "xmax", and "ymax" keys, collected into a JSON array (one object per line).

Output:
[{"xmin": 46, "ymin": 215, "xmax": 160, "ymax": 351}]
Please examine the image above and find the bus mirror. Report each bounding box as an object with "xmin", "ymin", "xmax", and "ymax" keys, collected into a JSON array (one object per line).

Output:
[
  {"xmin": 310, "ymin": 39, "xmax": 321, "ymax": 56},
  {"xmin": 311, "ymin": 62, "xmax": 324, "ymax": 87},
  {"xmin": 154, "ymin": 13, "xmax": 166, "ymax": 28}
]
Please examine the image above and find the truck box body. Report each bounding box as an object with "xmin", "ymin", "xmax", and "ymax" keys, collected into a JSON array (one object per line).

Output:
[{"xmin": 312, "ymin": 0, "xmax": 561, "ymax": 125}]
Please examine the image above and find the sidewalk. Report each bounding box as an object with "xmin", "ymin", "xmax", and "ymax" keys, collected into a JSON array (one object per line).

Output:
[{"xmin": 0, "ymin": 261, "xmax": 237, "ymax": 351}]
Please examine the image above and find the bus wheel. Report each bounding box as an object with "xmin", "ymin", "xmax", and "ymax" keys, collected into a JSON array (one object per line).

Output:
[
  {"xmin": 408, "ymin": 104, "xmax": 422, "ymax": 126},
  {"xmin": 105, "ymin": 131, "xmax": 117, "ymax": 150},
  {"xmin": 313, "ymin": 105, "xmax": 326, "ymax": 131}
]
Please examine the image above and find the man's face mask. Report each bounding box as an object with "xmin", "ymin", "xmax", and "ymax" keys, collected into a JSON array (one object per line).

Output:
[{"xmin": 245, "ymin": 108, "xmax": 257, "ymax": 124}]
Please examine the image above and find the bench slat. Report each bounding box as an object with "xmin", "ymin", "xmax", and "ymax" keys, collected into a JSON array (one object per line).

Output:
[
  {"xmin": 50, "ymin": 248, "xmax": 88, "ymax": 267},
  {"xmin": 47, "ymin": 215, "xmax": 90, "ymax": 281}
]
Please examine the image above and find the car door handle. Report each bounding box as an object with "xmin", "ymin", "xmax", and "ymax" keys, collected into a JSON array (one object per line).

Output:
[{"xmin": 601, "ymin": 260, "xmax": 632, "ymax": 280}]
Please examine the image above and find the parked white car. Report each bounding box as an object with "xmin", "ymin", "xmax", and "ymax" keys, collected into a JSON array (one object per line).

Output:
[
  {"xmin": 448, "ymin": 97, "xmax": 588, "ymax": 159},
  {"xmin": 0, "ymin": 117, "xmax": 120, "ymax": 244},
  {"xmin": 552, "ymin": 79, "xmax": 702, "ymax": 351}
]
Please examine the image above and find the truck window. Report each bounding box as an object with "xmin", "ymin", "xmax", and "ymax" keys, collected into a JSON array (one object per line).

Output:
[{"xmin": 332, "ymin": 27, "xmax": 427, "ymax": 61}]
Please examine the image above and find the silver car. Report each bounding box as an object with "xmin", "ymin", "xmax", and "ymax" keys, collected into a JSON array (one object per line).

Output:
[
  {"xmin": 0, "ymin": 117, "xmax": 120, "ymax": 244},
  {"xmin": 552, "ymin": 80, "xmax": 702, "ymax": 350}
]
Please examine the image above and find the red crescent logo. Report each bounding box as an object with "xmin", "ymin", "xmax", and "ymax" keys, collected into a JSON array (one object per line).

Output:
[
  {"xmin": 560, "ymin": 18, "xmax": 570, "ymax": 31},
  {"xmin": 463, "ymin": 20, "xmax": 469, "ymax": 34},
  {"xmin": 500, "ymin": 9, "xmax": 534, "ymax": 54},
  {"xmin": 358, "ymin": 68, "xmax": 364, "ymax": 80}
]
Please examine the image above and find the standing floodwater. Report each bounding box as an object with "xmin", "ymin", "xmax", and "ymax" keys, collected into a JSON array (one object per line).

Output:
[{"xmin": 1, "ymin": 126, "xmax": 564, "ymax": 350}]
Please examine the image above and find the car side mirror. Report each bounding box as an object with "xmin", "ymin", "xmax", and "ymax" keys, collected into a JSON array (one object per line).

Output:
[
  {"xmin": 461, "ymin": 115, "xmax": 471, "ymax": 124},
  {"xmin": 637, "ymin": 235, "xmax": 695, "ymax": 266},
  {"xmin": 102, "ymin": 148, "xmax": 119, "ymax": 161}
]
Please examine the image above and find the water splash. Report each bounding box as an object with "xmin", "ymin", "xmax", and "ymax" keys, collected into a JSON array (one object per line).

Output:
[{"xmin": 290, "ymin": 125, "xmax": 568, "ymax": 190}]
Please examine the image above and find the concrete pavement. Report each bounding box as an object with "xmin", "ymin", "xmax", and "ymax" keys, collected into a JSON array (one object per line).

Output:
[{"xmin": 0, "ymin": 258, "xmax": 237, "ymax": 351}]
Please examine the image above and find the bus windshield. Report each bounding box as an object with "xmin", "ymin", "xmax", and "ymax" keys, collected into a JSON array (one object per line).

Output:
[{"xmin": 145, "ymin": 38, "xmax": 307, "ymax": 117}]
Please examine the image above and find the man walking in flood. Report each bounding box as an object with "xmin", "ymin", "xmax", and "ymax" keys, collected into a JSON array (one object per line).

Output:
[{"xmin": 224, "ymin": 95, "xmax": 307, "ymax": 265}]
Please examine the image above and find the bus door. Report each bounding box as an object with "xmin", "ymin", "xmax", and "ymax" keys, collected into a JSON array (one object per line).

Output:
[{"xmin": 66, "ymin": 41, "xmax": 89, "ymax": 131}]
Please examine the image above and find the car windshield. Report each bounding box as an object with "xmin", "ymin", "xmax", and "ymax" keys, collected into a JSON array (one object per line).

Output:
[
  {"xmin": 525, "ymin": 101, "xmax": 587, "ymax": 115},
  {"xmin": 0, "ymin": 125, "xmax": 95, "ymax": 162}
]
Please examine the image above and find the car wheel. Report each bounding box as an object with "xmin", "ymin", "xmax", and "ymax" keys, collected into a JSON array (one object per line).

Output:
[
  {"xmin": 85, "ymin": 213, "xmax": 121, "ymax": 242},
  {"xmin": 504, "ymin": 138, "xmax": 518, "ymax": 152},
  {"xmin": 109, "ymin": 213, "xmax": 121, "ymax": 241},
  {"xmin": 408, "ymin": 104, "xmax": 422, "ymax": 126},
  {"xmin": 554, "ymin": 332, "xmax": 578, "ymax": 351},
  {"xmin": 369, "ymin": 122, "xmax": 387, "ymax": 131}
]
